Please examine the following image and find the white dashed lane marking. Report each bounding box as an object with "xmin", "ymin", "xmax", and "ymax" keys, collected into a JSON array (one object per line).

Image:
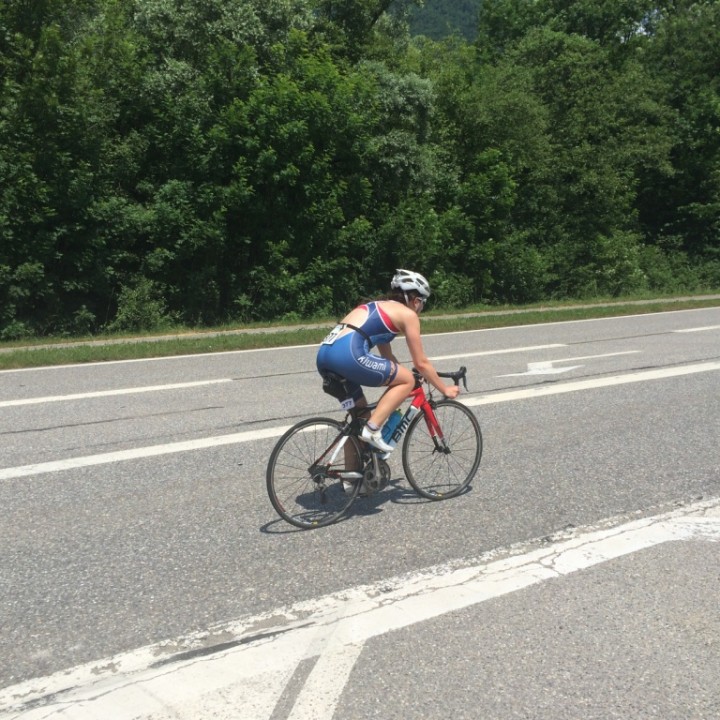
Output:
[
  {"xmin": 1, "ymin": 361, "xmax": 719, "ymax": 481},
  {"xmin": 0, "ymin": 379, "xmax": 231, "ymax": 408}
]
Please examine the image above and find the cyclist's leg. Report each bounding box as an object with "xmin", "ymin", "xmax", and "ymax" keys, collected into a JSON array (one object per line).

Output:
[
  {"xmin": 346, "ymin": 390, "xmax": 368, "ymax": 471},
  {"xmin": 316, "ymin": 367, "xmax": 369, "ymax": 471},
  {"xmin": 353, "ymin": 394, "xmax": 370, "ymax": 422},
  {"xmin": 367, "ymin": 364, "xmax": 414, "ymax": 428}
]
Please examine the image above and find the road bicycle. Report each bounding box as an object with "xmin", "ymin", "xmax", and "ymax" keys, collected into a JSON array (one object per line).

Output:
[{"xmin": 266, "ymin": 366, "xmax": 482, "ymax": 529}]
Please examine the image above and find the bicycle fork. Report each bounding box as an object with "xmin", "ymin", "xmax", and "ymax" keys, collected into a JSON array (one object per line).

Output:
[{"xmin": 424, "ymin": 409, "xmax": 452, "ymax": 455}]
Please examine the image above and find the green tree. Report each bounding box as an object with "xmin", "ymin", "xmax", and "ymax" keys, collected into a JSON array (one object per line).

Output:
[
  {"xmin": 636, "ymin": 0, "xmax": 720, "ymax": 272},
  {"xmin": 0, "ymin": 0, "xmax": 116, "ymax": 335},
  {"xmin": 212, "ymin": 34, "xmax": 382, "ymax": 318},
  {"xmin": 2, "ymin": 0, "xmax": 719, "ymax": 337},
  {"xmin": 475, "ymin": 0, "xmax": 537, "ymax": 63}
]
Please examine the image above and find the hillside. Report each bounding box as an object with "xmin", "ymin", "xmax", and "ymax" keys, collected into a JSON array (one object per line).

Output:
[{"xmin": 408, "ymin": 0, "xmax": 482, "ymax": 40}]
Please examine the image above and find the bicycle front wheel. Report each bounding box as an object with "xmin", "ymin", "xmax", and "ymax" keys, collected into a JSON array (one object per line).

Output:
[
  {"xmin": 266, "ymin": 417, "xmax": 363, "ymax": 529},
  {"xmin": 402, "ymin": 400, "xmax": 482, "ymax": 500}
]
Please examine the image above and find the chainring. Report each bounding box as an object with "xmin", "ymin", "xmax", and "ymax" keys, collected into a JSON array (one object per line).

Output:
[{"xmin": 361, "ymin": 458, "xmax": 392, "ymax": 495}]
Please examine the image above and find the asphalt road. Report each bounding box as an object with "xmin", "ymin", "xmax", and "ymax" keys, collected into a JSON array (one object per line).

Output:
[{"xmin": 1, "ymin": 307, "xmax": 719, "ymax": 718}]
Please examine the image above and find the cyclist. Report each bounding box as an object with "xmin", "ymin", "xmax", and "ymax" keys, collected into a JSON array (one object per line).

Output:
[{"xmin": 316, "ymin": 269, "xmax": 460, "ymax": 453}]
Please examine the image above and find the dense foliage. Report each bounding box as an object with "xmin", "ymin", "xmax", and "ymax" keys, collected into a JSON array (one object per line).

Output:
[{"xmin": 1, "ymin": 0, "xmax": 718, "ymax": 337}]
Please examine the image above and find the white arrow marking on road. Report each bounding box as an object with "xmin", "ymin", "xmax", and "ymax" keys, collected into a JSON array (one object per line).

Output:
[
  {"xmin": 549, "ymin": 350, "xmax": 640, "ymax": 363},
  {"xmin": 501, "ymin": 361, "xmax": 583, "ymax": 376},
  {"xmin": 1, "ymin": 498, "xmax": 719, "ymax": 720},
  {"xmin": 498, "ymin": 351, "xmax": 640, "ymax": 377}
]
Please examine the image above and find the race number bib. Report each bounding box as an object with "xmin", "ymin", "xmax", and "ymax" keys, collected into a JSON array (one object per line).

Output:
[{"xmin": 321, "ymin": 324, "xmax": 345, "ymax": 345}]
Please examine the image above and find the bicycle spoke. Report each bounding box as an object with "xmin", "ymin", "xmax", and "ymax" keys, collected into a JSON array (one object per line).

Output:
[
  {"xmin": 402, "ymin": 400, "xmax": 482, "ymax": 500},
  {"xmin": 267, "ymin": 418, "xmax": 363, "ymax": 529}
]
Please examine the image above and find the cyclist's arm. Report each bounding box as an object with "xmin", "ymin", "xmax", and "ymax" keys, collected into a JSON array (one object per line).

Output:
[{"xmin": 402, "ymin": 313, "xmax": 459, "ymax": 398}]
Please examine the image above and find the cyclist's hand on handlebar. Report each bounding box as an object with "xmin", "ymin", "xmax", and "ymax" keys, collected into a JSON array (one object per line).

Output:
[{"xmin": 443, "ymin": 385, "xmax": 460, "ymax": 399}]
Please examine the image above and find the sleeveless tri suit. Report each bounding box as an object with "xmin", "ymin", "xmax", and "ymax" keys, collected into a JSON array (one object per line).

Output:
[{"xmin": 316, "ymin": 301, "xmax": 400, "ymax": 400}]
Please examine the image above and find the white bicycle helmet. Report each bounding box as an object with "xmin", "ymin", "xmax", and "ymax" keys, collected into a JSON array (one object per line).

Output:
[{"xmin": 391, "ymin": 269, "xmax": 431, "ymax": 299}]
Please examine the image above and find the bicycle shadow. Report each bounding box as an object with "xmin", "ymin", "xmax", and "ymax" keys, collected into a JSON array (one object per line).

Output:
[
  {"xmin": 388, "ymin": 478, "xmax": 474, "ymax": 504},
  {"xmin": 260, "ymin": 481, "xmax": 405, "ymax": 534},
  {"xmin": 335, "ymin": 476, "xmax": 474, "ymax": 516},
  {"xmin": 343, "ymin": 478, "xmax": 408, "ymax": 517},
  {"xmin": 260, "ymin": 478, "xmax": 474, "ymax": 534}
]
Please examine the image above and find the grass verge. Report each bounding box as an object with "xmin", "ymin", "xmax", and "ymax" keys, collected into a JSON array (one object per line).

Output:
[{"xmin": 1, "ymin": 294, "xmax": 719, "ymax": 371}]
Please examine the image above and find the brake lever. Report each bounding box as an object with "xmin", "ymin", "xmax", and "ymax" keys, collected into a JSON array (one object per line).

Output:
[{"xmin": 457, "ymin": 366, "xmax": 468, "ymax": 391}]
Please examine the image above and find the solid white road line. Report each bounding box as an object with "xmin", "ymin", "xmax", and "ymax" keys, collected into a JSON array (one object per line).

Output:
[
  {"xmin": 2, "ymin": 305, "xmax": 718, "ymax": 376},
  {"xmin": 464, "ymin": 360, "xmax": 720, "ymax": 408},
  {"xmin": 0, "ymin": 344, "xmax": 317, "ymax": 374},
  {"xmin": 287, "ymin": 640, "xmax": 365, "ymax": 720},
  {"xmin": 430, "ymin": 343, "xmax": 565, "ymax": 361},
  {"xmin": 0, "ymin": 379, "xmax": 232, "ymax": 409},
  {"xmin": 2, "ymin": 497, "xmax": 719, "ymax": 720},
  {"xmin": 1, "ymin": 361, "xmax": 719, "ymax": 481}
]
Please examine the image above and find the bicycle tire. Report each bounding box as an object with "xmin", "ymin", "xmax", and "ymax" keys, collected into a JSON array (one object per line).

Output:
[
  {"xmin": 266, "ymin": 417, "xmax": 362, "ymax": 529},
  {"xmin": 402, "ymin": 400, "xmax": 482, "ymax": 500}
]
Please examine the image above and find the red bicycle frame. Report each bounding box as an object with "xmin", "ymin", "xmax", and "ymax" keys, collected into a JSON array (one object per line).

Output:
[{"xmin": 394, "ymin": 382, "xmax": 446, "ymax": 451}]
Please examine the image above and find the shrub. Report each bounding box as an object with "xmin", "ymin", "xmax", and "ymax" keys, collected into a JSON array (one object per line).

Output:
[{"xmin": 106, "ymin": 278, "xmax": 172, "ymax": 333}]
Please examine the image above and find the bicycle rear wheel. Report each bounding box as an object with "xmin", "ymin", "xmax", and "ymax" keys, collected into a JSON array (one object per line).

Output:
[
  {"xmin": 266, "ymin": 417, "xmax": 363, "ymax": 529},
  {"xmin": 402, "ymin": 400, "xmax": 482, "ymax": 500}
]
